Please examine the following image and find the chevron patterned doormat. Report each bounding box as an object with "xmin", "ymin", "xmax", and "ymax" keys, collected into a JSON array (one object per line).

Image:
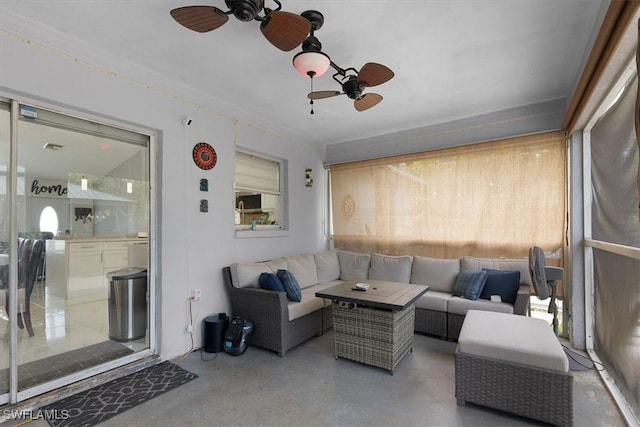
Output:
[{"xmin": 41, "ymin": 360, "xmax": 197, "ymax": 427}]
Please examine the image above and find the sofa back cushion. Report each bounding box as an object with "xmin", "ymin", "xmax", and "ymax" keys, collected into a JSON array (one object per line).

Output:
[
  {"xmin": 369, "ymin": 253, "xmax": 413, "ymax": 283},
  {"xmin": 460, "ymin": 256, "xmax": 532, "ymax": 286},
  {"xmin": 315, "ymin": 249, "xmax": 340, "ymax": 283},
  {"xmin": 337, "ymin": 251, "xmax": 371, "ymax": 280},
  {"xmin": 284, "ymin": 253, "xmax": 318, "ymax": 289},
  {"xmin": 230, "ymin": 259, "xmax": 287, "ymax": 288},
  {"xmin": 410, "ymin": 256, "xmax": 460, "ymax": 293}
]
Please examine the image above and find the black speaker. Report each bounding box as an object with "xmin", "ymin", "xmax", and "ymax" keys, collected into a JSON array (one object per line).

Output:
[{"xmin": 202, "ymin": 313, "xmax": 229, "ymax": 353}]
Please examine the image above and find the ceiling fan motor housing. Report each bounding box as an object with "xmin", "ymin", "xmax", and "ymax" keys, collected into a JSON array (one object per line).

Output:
[
  {"xmin": 301, "ymin": 35, "xmax": 322, "ymax": 53},
  {"xmin": 226, "ymin": 0, "xmax": 264, "ymax": 21},
  {"xmin": 343, "ymin": 77, "xmax": 363, "ymax": 100}
]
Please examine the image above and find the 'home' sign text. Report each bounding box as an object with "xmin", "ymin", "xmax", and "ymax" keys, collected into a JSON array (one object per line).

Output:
[{"xmin": 29, "ymin": 179, "xmax": 68, "ymax": 198}]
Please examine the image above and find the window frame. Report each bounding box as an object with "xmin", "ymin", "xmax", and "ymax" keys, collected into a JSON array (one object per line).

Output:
[{"xmin": 234, "ymin": 149, "xmax": 287, "ymax": 234}]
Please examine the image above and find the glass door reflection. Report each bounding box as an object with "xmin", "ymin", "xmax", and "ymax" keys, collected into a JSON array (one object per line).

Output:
[{"xmin": 3, "ymin": 104, "xmax": 150, "ymax": 396}]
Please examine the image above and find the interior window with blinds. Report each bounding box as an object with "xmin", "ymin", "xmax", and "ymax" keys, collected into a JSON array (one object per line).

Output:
[
  {"xmin": 329, "ymin": 131, "xmax": 567, "ymax": 264},
  {"xmin": 234, "ymin": 151, "xmax": 282, "ymax": 229}
]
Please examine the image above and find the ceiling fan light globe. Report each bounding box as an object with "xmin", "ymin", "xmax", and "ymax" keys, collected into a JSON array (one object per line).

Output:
[{"xmin": 293, "ymin": 51, "xmax": 331, "ymax": 78}]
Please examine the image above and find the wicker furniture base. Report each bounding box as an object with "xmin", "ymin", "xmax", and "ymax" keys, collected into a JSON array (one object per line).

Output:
[
  {"xmin": 447, "ymin": 313, "xmax": 466, "ymax": 341},
  {"xmin": 455, "ymin": 352, "xmax": 573, "ymax": 426},
  {"xmin": 322, "ymin": 305, "xmax": 333, "ymax": 333},
  {"xmin": 224, "ymin": 267, "xmax": 323, "ymax": 357},
  {"xmin": 333, "ymin": 304, "xmax": 415, "ymax": 374},
  {"xmin": 415, "ymin": 308, "xmax": 447, "ymax": 338}
]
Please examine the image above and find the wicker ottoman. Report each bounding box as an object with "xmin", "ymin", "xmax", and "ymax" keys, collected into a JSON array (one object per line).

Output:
[{"xmin": 455, "ymin": 310, "xmax": 572, "ymax": 426}]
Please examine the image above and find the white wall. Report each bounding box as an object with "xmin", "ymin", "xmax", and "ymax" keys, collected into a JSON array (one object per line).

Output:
[{"xmin": 0, "ymin": 28, "xmax": 327, "ymax": 360}]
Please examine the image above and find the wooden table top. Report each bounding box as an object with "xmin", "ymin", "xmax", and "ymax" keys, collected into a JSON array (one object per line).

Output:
[{"xmin": 315, "ymin": 279, "xmax": 429, "ymax": 311}]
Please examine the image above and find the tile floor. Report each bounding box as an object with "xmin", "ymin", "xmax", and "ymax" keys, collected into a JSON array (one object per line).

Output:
[{"xmin": 0, "ymin": 284, "xmax": 147, "ymax": 391}]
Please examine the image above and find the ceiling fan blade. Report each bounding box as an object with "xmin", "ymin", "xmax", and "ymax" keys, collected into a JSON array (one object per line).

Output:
[
  {"xmin": 170, "ymin": 6, "xmax": 229, "ymax": 33},
  {"xmin": 308, "ymin": 91, "xmax": 342, "ymax": 100},
  {"xmin": 358, "ymin": 63, "xmax": 395, "ymax": 87},
  {"xmin": 261, "ymin": 11, "xmax": 312, "ymax": 51},
  {"xmin": 354, "ymin": 93, "xmax": 383, "ymax": 111}
]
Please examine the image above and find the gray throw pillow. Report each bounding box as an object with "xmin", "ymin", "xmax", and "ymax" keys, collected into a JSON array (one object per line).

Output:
[{"xmin": 453, "ymin": 271, "xmax": 488, "ymax": 300}]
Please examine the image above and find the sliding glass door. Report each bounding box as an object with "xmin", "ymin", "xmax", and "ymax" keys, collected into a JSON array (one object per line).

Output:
[
  {"xmin": 0, "ymin": 99, "xmax": 155, "ymax": 404},
  {"xmin": 0, "ymin": 100, "xmax": 10, "ymax": 404}
]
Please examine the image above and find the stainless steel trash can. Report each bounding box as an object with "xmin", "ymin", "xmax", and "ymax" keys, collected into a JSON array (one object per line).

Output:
[{"xmin": 107, "ymin": 267, "xmax": 148, "ymax": 342}]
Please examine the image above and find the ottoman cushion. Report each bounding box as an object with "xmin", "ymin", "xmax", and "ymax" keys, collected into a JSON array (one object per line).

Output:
[{"xmin": 458, "ymin": 310, "xmax": 568, "ymax": 372}]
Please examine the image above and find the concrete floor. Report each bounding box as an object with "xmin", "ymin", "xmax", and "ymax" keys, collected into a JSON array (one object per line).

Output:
[
  {"xmin": 3, "ymin": 331, "xmax": 625, "ymax": 426},
  {"xmin": 94, "ymin": 332, "xmax": 623, "ymax": 427}
]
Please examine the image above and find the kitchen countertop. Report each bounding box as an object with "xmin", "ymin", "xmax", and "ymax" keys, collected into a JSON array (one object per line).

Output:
[{"xmin": 52, "ymin": 237, "xmax": 147, "ymax": 243}]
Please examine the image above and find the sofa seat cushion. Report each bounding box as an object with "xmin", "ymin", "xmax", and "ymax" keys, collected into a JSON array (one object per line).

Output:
[
  {"xmin": 288, "ymin": 288, "xmax": 326, "ymax": 321},
  {"xmin": 310, "ymin": 280, "xmax": 345, "ymax": 307},
  {"xmin": 315, "ymin": 250, "xmax": 340, "ymax": 283},
  {"xmin": 230, "ymin": 259, "xmax": 287, "ymax": 288},
  {"xmin": 414, "ymin": 290, "xmax": 452, "ymax": 312},
  {"xmin": 461, "ymin": 256, "xmax": 532, "ymax": 286},
  {"xmin": 458, "ymin": 310, "xmax": 568, "ymax": 372},
  {"xmin": 410, "ymin": 256, "xmax": 460, "ymax": 293},
  {"xmin": 284, "ymin": 253, "xmax": 318, "ymax": 289},
  {"xmin": 368, "ymin": 253, "xmax": 413, "ymax": 283},
  {"xmin": 337, "ymin": 251, "xmax": 371, "ymax": 280},
  {"xmin": 448, "ymin": 296, "xmax": 514, "ymax": 316}
]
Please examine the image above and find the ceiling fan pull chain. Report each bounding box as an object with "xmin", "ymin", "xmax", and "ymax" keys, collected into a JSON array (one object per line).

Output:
[{"xmin": 309, "ymin": 75, "xmax": 315, "ymax": 115}]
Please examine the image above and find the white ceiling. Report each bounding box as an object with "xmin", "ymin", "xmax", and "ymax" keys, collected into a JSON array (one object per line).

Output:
[{"xmin": 0, "ymin": 0, "xmax": 607, "ymax": 152}]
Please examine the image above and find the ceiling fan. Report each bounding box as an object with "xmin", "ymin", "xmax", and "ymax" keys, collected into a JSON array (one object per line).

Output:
[
  {"xmin": 308, "ymin": 62, "xmax": 395, "ymax": 112},
  {"xmin": 170, "ymin": 0, "xmax": 311, "ymax": 52}
]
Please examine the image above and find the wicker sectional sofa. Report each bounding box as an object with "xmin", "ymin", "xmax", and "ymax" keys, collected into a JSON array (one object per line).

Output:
[{"xmin": 223, "ymin": 250, "xmax": 531, "ymax": 356}]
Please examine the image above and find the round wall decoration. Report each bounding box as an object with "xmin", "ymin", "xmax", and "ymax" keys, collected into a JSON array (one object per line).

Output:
[{"xmin": 192, "ymin": 142, "xmax": 217, "ymax": 170}]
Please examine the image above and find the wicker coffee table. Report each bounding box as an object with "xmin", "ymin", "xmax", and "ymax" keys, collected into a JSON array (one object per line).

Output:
[{"xmin": 316, "ymin": 280, "xmax": 429, "ymax": 374}]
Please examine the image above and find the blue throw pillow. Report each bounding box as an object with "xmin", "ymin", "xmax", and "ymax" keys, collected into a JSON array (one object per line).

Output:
[
  {"xmin": 479, "ymin": 269, "xmax": 521, "ymax": 304},
  {"xmin": 276, "ymin": 269, "xmax": 302, "ymax": 302},
  {"xmin": 258, "ymin": 272, "xmax": 285, "ymax": 292},
  {"xmin": 453, "ymin": 271, "xmax": 488, "ymax": 300}
]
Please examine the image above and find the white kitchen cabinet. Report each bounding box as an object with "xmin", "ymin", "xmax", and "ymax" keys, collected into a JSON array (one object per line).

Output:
[
  {"xmin": 46, "ymin": 238, "xmax": 146, "ymax": 302},
  {"xmin": 102, "ymin": 241, "xmax": 130, "ymax": 287},
  {"xmin": 68, "ymin": 242, "xmax": 104, "ymax": 298},
  {"xmin": 103, "ymin": 241, "xmax": 130, "ymax": 268}
]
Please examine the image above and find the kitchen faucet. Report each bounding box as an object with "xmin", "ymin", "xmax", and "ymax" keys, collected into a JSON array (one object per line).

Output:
[{"xmin": 237, "ymin": 200, "xmax": 245, "ymax": 224}]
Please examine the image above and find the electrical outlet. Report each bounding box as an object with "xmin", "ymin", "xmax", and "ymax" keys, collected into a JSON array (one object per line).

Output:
[{"xmin": 191, "ymin": 289, "xmax": 201, "ymax": 301}]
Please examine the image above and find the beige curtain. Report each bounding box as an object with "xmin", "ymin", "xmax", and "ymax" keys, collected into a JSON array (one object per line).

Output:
[
  {"xmin": 330, "ymin": 131, "xmax": 567, "ymax": 265},
  {"xmin": 590, "ymin": 31, "xmax": 640, "ymax": 415}
]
